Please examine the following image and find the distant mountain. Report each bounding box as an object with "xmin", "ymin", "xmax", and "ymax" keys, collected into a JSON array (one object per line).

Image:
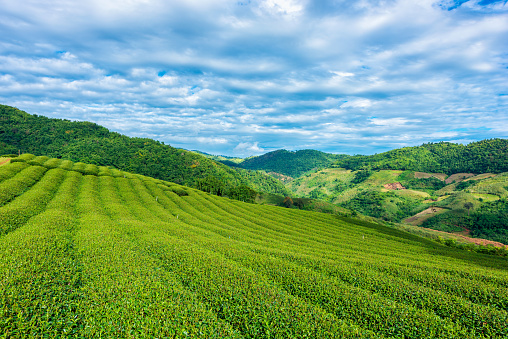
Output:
[
  {"xmin": 191, "ymin": 150, "xmax": 244, "ymax": 164},
  {"xmin": 0, "ymin": 105, "xmax": 287, "ymax": 195},
  {"xmin": 336, "ymin": 140, "xmax": 508, "ymax": 174},
  {"xmin": 226, "ymin": 149, "xmax": 349, "ymax": 178},
  {"xmin": 285, "ymin": 164, "xmax": 508, "ymax": 245}
]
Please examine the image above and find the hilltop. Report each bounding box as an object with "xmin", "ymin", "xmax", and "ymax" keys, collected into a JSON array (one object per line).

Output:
[
  {"xmin": 0, "ymin": 155, "xmax": 507, "ymax": 338},
  {"xmin": 220, "ymin": 149, "xmax": 348, "ymax": 178},
  {"xmin": 336, "ymin": 140, "xmax": 508, "ymax": 174},
  {"xmin": 222, "ymin": 139, "xmax": 508, "ymax": 178}
]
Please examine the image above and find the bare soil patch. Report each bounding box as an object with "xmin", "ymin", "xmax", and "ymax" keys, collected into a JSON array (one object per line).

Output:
[
  {"xmin": 455, "ymin": 227, "xmax": 471, "ymax": 237},
  {"xmin": 403, "ymin": 207, "xmax": 446, "ymax": 225},
  {"xmin": 0, "ymin": 158, "xmax": 10, "ymax": 166},
  {"xmin": 445, "ymin": 173, "xmax": 475, "ymax": 184},
  {"xmin": 383, "ymin": 182, "xmax": 405, "ymax": 190},
  {"xmin": 414, "ymin": 172, "xmax": 447, "ymax": 181}
]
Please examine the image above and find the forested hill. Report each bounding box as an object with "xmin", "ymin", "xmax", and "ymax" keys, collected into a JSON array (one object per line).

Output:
[
  {"xmin": 226, "ymin": 149, "xmax": 349, "ymax": 178},
  {"xmin": 0, "ymin": 105, "xmax": 287, "ymax": 194},
  {"xmin": 336, "ymin": 140, "xmax": 508, "ymax": 174}
]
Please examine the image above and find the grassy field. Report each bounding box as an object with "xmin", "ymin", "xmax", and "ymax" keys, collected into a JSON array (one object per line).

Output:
[
  {"xmin": 1, "ymin": 156, "xmax": 508, "ymax": 338},
  {"xmin": 469, "ymin": 173, "xmax": 508, "ymax": 198}
]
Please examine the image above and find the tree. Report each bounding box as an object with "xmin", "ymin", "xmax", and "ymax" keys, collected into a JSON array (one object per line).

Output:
[
  {"xmin": 282, "ymin": 196, "xmax": 294, "ymax": 208},
  {"xmin": 464, "ymin": 202, "xmax": 474, "ymax": 216}
]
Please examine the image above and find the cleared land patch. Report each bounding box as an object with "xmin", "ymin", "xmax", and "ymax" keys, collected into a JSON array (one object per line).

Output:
[
  {"xmin": 424, "ymin": 195, "xmax": 450, "ymax": 203},
  {"xmin": 472, "ymin": 193, "xmax": 500, "ymax": 202},
  {"xmin": 403, "ymin": 207, "xmax": 447, "ymax": 225},
  {"xmin": 445, "ymin": 173, "xmax": 476, "ymax": 184},
  {"xmin": 363, "ymin": 170, "xmax": 402, "ymax": 188},
  {"xmin": 0, "ymin": 158, "xmax": 10, "ymax": 166},
  {"xmin": 415, "ymin": 172, "xmax": 447, "ymax": 181},
  {"xmin": 394, "ymin": 189, "xmax": 431, "ymax": 199},
  {"xmin": 383, "ymin": 182, "xmax": 405, "ymax": 190}
]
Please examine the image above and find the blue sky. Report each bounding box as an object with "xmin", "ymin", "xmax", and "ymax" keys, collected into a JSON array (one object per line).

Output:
[{"xmin": 1, "ymin": 0, "xmax": 507, "ymax": 156}]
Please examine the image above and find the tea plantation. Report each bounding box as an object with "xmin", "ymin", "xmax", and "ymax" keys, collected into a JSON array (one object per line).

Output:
[{"xmin": 1, "ymin": 154, "xmax": 507, "ymax": 338}]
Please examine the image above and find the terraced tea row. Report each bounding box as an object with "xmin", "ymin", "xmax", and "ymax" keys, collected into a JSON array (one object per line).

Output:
[{"xmin": 0, "ymin": 157, "xmax": 507, "ymax": 338}]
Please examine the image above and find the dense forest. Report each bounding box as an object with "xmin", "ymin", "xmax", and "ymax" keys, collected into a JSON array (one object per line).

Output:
[
  {"xmin": 336, "ymin": 140, "xmax": 508, "ymax": 174},
  {"xmin": 226, "ymin": 149, "xmax": 349, "ymax": 178},
  {"xmin": 469, "ymin": 200, "xmax": 508, "ymax": 244},
  {"xmin": 0, "ymin": 105, "xmax": 287, "ymax": 196}
]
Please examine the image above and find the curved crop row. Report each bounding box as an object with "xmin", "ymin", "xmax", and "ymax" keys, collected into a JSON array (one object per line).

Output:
[{"xmin": 0, "ymin": 159, "xmax": 507, "ymax": 338}]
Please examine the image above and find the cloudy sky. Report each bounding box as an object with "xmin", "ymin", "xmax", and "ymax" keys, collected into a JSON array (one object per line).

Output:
[{"xmin": 1, "ymin": 0, "xmax": 507, "ymax": 156}]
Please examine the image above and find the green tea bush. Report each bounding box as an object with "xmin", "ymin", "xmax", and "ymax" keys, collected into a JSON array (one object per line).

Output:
[
  {"xmin": 0, "ymin": 165, "xmax": 47, "ymax": 206},
  {"xmin": 42, "ymin": 157, "xmax": 62, "ymax": 169},
  {"xmin": 27, "ymin": 155, "xmax": 50, "ymax": 166},
  {"xmin": 169, "ymin": 186, "xmax": 189, "ymax": 196},
  {"xmin": 0, "ymin": 168, "xmax": 66, "ymax": 235},
  {"xmin": 83, "ymin": 163, "xmax": 99, "ymax": 176},
  {"xmin": 58, "ymin": 159, "xmax": 74, "ymax": 170},
  {"xmin": 71, "ymin": 162, "xmax": 87, "ymax": 174},
  {"xmin": 110, "ymin": 168, "xmax": 124, "ymax": 177},
  {"xmin": 97, "ymin": 166, "xmax": 111, "ymax": 176},
  {"xmin": 9, "ymin": 153, "xmax": 35, "ymax": 163},
  {"xmin": 0, "ymin": 209, "xmax": 83, "ymax": 337},
  {"xmin": 1, "ymin": 159, "xmax": 508, "ymax": 338},
  {"xmin": 0, "ymin": 162, "xmax": 29, "ymax": 182}
]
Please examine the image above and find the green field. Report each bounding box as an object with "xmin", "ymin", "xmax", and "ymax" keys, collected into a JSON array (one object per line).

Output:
[{"xmin": 1, "ymin": 156, "xmax": 508, "ymax": 338}]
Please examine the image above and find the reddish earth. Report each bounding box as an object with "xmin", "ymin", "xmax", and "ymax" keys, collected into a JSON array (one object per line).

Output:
[
  {"xmin": 383, "ymin": 182, "xmax": 405, "ymax": 190},
  {"xmin": 0, "ymin": 158, "xmax": 10, "ymax": 166},
  {"xmin": 455, "ymin": 227, "xmax": 471, "ymax": 237},
  {"xmin": 421, "ymin": 227, "xmax": 508, "ymax": 248}
]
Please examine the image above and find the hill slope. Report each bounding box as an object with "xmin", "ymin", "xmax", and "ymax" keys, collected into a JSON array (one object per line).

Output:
[
  {"xmin": 286, "ymin": 167, "xmax": 508, "ymax": 244},
  {"xmin": 0, "ymin": 157, "xmax": 507, "ymax": 338},
  {"xmin": 0, "ymin": 104, "xmax": 287, "ymax": 195},
  {"xmin": 225, "ymin": 149, "xmax": 348, "ymax": 178},
  {"xmin": 336, "ymin": 140, "xmax": 508, "ymax": 174}
]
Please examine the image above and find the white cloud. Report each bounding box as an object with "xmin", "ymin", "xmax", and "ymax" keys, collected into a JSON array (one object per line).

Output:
[
  {"xmin": 233, "ymin": 142, "xmax": 265, "ymax": 156},
  {"xmin": 370, "ymin": 117, "xmax": 419, "ymax": 127},
  {"xmin": 259, "ymin": 0, "xmax": 305, "ymax": 16},
  {"xmin": 0, "ymin": 0, "xmax": 506, "ymax": 156},
  {"xmin": 341, "ymin": 99, "xmax": 373, "ymax": 109},
  {"xmin": 196, "ymin": 137, "xmax": 229, "ymax": 144}
]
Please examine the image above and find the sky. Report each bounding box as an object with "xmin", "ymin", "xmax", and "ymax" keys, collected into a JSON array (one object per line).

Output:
[{"xmin": 0, "ymin": 0, "xmax": 507, "ymax": 157}]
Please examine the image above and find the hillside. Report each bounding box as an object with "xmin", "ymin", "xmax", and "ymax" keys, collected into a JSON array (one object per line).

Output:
[
  {"xmin": 0, "ymin": 105, "xmax": 287, "ymax": 196},
  {"xmin": 286, "ymin": 167, "xmax": 508, "ymax": 244},
  {"xmin": 1, "ymin": 156, "xmax": 507, "ymax": 338},
  {"xmin": 224, "ymin": 149, "xmax": 348, "ymax": 178},
  {"xmin": 336, "ymin": 140, "xmax": 508, "ymax": 174}
]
